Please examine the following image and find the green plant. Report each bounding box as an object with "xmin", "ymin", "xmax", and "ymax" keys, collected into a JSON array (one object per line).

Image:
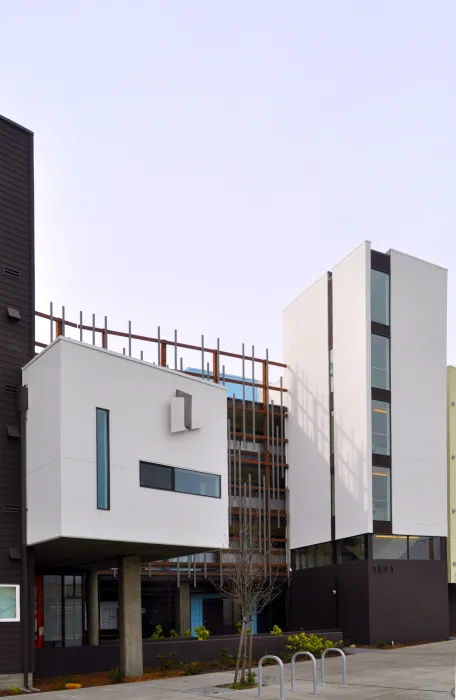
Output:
[
  {"xmin": 150, "ymin": 624, "xmax": 165, "ymax": 640},
  {"xmin": 180, "ymin": 661, "xmax": 199, "ymax": 675},
  {"xmin": 194, "ymin": 624, "xmax": 210, "ymax": 641},
  {"xmin": 376, "ymin": 637, "xmax": 385, "ymax": 649},
  {"xmin": 157, "ymin": 652, "xmax": 179, "ymax": 675},
  {"xmin": 10, "ymin": 688, "xmax": 22, "ymax": 696},
  {"xmin": 246, "ymin": 670, "xmax": 256, "ymax": 685},
  {"xmin": 286, "ymin": 633, "xmax": 341, "ymax": 655},
  {"xmin": 169, "ymin": 629, "xmax": 179, "ymax": 638},
  {"xmin": 183, "ymin": 629, "xmax": 192, "ymax": 638},
  {"xmin": 216, "ymin": 647, "xmax": 235, "ymax": 669},
  {"xmin": 270, "ymin": 624, "xmax": 282, "ymax": 636},
  {"xmin": 108, "ymin": 667, "xmax": 125, "ymax": 684},
  {"xmin": 236, "ymin": 620, "xmax": 252, "ymax": 636}
]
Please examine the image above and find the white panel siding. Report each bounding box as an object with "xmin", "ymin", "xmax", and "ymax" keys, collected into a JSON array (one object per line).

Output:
[
  {"xmin": 284, "ymin": 274, "xmax": 331, "ymax": 549},
  {"xmin": 24, "ymin": 338, "xmax": 228, "ymax": 552},
  {"xmin": 390, "ymin": 251, "xmax": 447, "ymax": 536},
  {"xmin": 332, "ymin": 241, "xmax": 372, "ymax": 539}
]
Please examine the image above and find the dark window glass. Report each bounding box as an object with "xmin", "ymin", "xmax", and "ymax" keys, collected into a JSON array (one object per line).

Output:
[
  {"xmin": 408, "ymin": 536, "xmax": 442, "ymax": 560},
  {"xmin": 372, "ymin": 400, "xmax": 391, "ymax": 455},
  {"xmin": 175, "ymin": 468, "xmax": 221, "ymax": 498},
  {"xmin": 338, "ymin": 536, "xmax": 366, "ymax": 562},
  {"xmin": 96, "ymin": 408, "xmax": 110, "ymax": 510},
  {"xmin": 371, "ymin": 269, "xmax": 390, "ymax": 325},
  {"xmin": 373, "ymin": 535, "xmax": 408, "ymax": 560},
  {"xmin": 315, "ymin": 542, "xmax": 332, "ymax": 567},
  {"xmin": 140, "ymin": 462, "xmax": 173, "ymax": 491},
  {"xmin": 372, "ymin": 466, "xmax": 391, "ymax": 521},
  {"xmin": 371, "ymin": 335, "xmax": 390, "ymax": 390}
]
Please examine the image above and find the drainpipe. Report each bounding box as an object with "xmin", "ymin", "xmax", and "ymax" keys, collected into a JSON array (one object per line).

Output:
[{"xmin": 20, "ymin": 385, "xmax": 30, "ymax": 690}]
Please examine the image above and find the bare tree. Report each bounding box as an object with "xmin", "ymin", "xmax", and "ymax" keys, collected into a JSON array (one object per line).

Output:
[{"xmin": 211, "ymin": 513, "xmax": 284, "ymax": 684}]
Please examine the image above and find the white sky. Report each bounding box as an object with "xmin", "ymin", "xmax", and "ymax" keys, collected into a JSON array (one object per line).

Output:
[{"xmin": 2, "ymin": 0, "xmax": 455, "ymax": 371}]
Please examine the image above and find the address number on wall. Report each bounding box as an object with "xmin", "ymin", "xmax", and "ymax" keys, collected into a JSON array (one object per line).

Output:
[{"xmin": 372, "ymin": 564, "xmax": 394, "ymax": 574}]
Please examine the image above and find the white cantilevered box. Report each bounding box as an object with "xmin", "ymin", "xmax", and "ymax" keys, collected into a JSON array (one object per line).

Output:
[{"xmin": 23, "ymin": 338, "xmax": 228, "ymax": 566}]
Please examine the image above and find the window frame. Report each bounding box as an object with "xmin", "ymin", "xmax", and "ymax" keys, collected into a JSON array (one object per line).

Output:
[
  {"xmin": 96, "ymin": 408, "xmax": 110, "ymax": 511},
  {"xmin": 371, "ymin": 268, "xmax": 390, "ymax": 326},
  {"xmin": 372, "ymin": 399, "xmax": 391, "ymax": 456},
  {"xmin": 371, "ymin": 334, "xmax": 391, "ymax": 391},
  {"xmin": 139, "ymin": 461, "xmax": 221, "ymax": 499},
  {"xmin": 0, "ymin": 584, "xmax": 20, "ymax": 622},
  {"xmin": 372, "ymin": 466, "xmax": 391, "ymax": 522}
]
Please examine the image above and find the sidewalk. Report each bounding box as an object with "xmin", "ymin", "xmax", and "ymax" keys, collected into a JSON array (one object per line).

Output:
[{"xmin": 26, "ymin": 640, "xmax": 456, "ymax": 699}]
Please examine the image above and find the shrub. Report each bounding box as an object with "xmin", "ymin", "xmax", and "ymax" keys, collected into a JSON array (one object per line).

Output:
[
  {"xmin": 157, "ymin": 652, "xmax": 179, "ymax": 674},
  {"xmin": 246, "ymin": 670, "xmax": 256, "ymax": 685},
  {"xmin": 194, "ymin": 625, "xmax": 210, "ymax": 641},
  {"xmin": 376, "ymin": 637, "xmax": 385, "ymax": 649},
  {"xmin": 10, "ymin": 688, "xmax": 22, "ymax": 696},
  {"xmin": 183, "ymin": 629, "xmax": 192, "ymax": 638},
  {"xmin": 216, "ymin": 647, "xmax": 235, "ymax": 669},
  {"xmin": 150, "ymin": 624, "xmax": 165, "ymax": 640},
  {"xmin": 236, "ymin": 621, "xmax": 252, "ymax": 635},
  {"xmin": 169, "ymin": 629, "xmax": 179, "ymax": 638},
  {"xmin": 108, "ymin": 667, "xmax": 125, "ymax": 684},
  {"xmin": 286, "ymin": 633, "xmax": 340, "ymax": 655},
  {"xmin": 270, "ymin": 625, "xmax": 283, "ymax": 636},
  {"xmin": 180, "ymin": 661, "xmax": 199, "ymax": 675}
]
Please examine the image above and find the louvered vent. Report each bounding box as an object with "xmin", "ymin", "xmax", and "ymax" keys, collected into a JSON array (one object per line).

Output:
[
  {"xmin": 4, "ymin": 384, "xmax": 17, "ymax": 395},
  {"xmin": 4, "ymin": 505, "xmax": 20, "ymax": 514},
  {"xmin": 3, "ymin": 266, "xmax": 20, "ymax": 280}
]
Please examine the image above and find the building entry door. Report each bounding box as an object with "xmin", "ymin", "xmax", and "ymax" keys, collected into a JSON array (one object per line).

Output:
[{"xmin": 203, "ymin": 598, "xmax": 224, "ymax": 636}]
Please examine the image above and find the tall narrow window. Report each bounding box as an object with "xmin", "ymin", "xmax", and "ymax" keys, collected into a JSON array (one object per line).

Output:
[
  {"xmin": 371, "ymin": 269, "xmax": 390, "ymax": 325},
  {"xmin": 372, "ymin": 400, "xmax": 391, "ymax": 455},
  {"xmin": 372, "ymin": 466, "xmax": 391, "ymax": 521},
  {"xmin": 96, "ymin": 408, "xmax": 110, "ymax": 510},
  {"xmin": 371, "ymin": 334, "xmax": 390, "ymax": 390}
]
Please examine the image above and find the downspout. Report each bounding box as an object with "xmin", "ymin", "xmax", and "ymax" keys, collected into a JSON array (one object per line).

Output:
[{"xmin": 20, "ymin": 385, "xmax": 29, "ymax": 690}]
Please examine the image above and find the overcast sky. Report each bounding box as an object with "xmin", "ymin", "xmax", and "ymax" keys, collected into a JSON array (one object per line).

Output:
[{"xmin": 1, "ymin": 1, "xmax": 455, "ymax": 372}]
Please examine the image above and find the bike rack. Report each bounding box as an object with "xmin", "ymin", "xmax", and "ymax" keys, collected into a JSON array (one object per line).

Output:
[
  {"xmin": 291, "ymin": 651, "xmax": 317, "ymax": 694},
  {"xmin": 258, "ymin": 655, "xmax": 285, "ymax": 700},
  {"xmin": 320, "ymin": 648, "xmax": 347, "ymax": 688}
]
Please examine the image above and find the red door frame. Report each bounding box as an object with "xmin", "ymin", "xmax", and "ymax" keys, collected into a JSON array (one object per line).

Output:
[{"xmin": 35, "ymin": 575, "xmax": 44, "ymax": 649}]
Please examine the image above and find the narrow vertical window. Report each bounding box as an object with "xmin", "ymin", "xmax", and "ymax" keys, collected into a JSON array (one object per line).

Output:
[
  {"xmin": 371, "ymin": 269, "xmax": 390, "ymax": 325},
  {"xmin": 96, "ymin": 408, "xmax": 110, "ymax": 510}
]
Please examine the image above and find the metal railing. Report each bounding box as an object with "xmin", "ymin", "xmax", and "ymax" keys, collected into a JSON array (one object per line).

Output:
[
  {"xmin": 291, "ymin": 651, "xmax": 317, "ymax": 694},
  {"xmin": 321, "ymin": 648, "xmax": 347, "ymax": 688},
  {"xmin": 258, "ymin": 655, "xmax": 284, "ymax": 700}
]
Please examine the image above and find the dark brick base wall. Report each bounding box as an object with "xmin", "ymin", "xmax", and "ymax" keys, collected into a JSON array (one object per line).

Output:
[{"xmin": 34, "ymin": 630, "xmax": 342, "ymax": 677}]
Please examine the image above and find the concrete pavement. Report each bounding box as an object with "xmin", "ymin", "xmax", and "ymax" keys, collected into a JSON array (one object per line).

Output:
[{"xmin": 28, "ymin": 640, "xmax": 456, "ymax": 699}]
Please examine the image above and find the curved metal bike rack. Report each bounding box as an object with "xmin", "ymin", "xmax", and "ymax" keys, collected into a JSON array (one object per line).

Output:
[
  {"xmin": 320, "ymin": 648, "xmax": 347, "ymax": 688},
  {"xmin": 258, "ymin": 655, "xmax": 284, "ymax": 700},
  {"xmin": 291, "ymin": 651, "xmax": 318, "ymax": 694}
]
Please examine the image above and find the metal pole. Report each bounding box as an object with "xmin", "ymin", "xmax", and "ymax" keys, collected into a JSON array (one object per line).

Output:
[
  {"xmin": 242, "ymin": 343, "xmax": 246, "ymax": 446},
  {"xmin": 157, "ymin": 326, "xmax": 161, "ymax": 365},
  {"xmin": 174, "ymin": 329, "xmax": 178, "ymax": 370},
  {"xmin": 79, "ymin": 310, "xmax": 83, "ymax": 342},
  {"xmin": 201, "ymin": 334, "xmax": 204, "ymax": 379},
  {"xmin": 321, "ymin": 648, "xmax": 347, "ymax": 688},
  {"xmin": 252, "ymin": 345, "xmax": 256, "ymax": 445},
  {"xmin": 291, "ymin": 652, "xmax": 317, "ymax": 694},
  {"xmin": 61, "ymin": 305, "xmax": 66, "ymax": 336},
  {"xmin": 92, "ymin": 314, "xmax": 96, "ymax": 346},
  {"xmin": 50, "ymin": 301, "xmax": 54, "ymax": 342},
  {"xmin": 280, "ymin": 376, "xmax": 284, "ymax": 479},
  {"xmin": 228, "ymin": 419, "xmax": 232, "ymax": 525},
  {"xmin": 258, "ymin": 656, "xmax": 284, "ymax": 700},
  {"xmin": 128, "ymin": 320, "xmax": 132, "ymax": 356}
]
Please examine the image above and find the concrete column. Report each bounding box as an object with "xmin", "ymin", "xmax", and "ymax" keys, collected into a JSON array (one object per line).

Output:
[
  {"xmin": 119, "ymin": 555, "xmax": 143, "ymax": 678},
  {"xmin": 87, "ymin": 572, "xmax": 99, "ymax": 646},
  {"xmin": 177, "ymin": 583, "xmax": 191, "ymax": 636}
]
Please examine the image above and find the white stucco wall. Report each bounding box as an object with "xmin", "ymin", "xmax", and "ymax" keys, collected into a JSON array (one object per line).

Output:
[
  {"xmin": 24, "ymin": 338, "xmax": 228, "ymax": 552},
  {"xmin": 389, "ymin": 250, "xmax": 447, "ymax": 536},
  {"xmin": 332, "ymin": 241, "xmax": 372, "ymax": 539},
  {"xmin": 284, "ymin": 274, "xmax": 331, "ymax": 549}
]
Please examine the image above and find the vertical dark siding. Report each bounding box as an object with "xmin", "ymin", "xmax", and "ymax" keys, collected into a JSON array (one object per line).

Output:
[{"xmin": 0, "ymin": 115, "xmax": 34, "ymax": 673}]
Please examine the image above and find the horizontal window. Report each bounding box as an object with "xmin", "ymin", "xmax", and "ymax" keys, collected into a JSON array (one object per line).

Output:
[
  {"xmin": 140, "ymin": 462, "xmax": 221, "ymax": 498},
  {"xmin": 0, "ymin": 585, "xmax": 20, "ymax": 622},
  {"xmin": 338, "ymin": 535, "xmax": 367, "ymax": 563},
  {"xmin": 373, "ymin": 535, "xmax": 444, "ymax": 560},
  {"xmin": 372, "ymin": 400, "xmax": 391, "ymax": 456}
]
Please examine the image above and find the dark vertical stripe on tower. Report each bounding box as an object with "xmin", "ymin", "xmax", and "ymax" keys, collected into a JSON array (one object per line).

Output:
[{"xmin": 0, "ymin": 115, "xmax": 35, "ymax": 675}]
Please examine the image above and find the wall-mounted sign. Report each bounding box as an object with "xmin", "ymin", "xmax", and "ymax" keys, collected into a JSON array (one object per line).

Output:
[
  {"xmin": 171, "ymin": 390, "xmax": 202, "ymax": 433},
  {"xmin": 372, "ymin": 564, "xmax": 394, "ymax": 574}
]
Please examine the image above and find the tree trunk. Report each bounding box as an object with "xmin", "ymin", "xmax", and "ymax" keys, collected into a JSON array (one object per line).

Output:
[
  {"xmin": 240, "ymin": 618, "xmax": 248, "ymax": 683},
  {"xmin": 247, "ymin": 616, "xmax": 254, "ymax": 674},
  {"xmin": 234, "ymin": 619, "xmax": 245, "ymax": 684}
]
